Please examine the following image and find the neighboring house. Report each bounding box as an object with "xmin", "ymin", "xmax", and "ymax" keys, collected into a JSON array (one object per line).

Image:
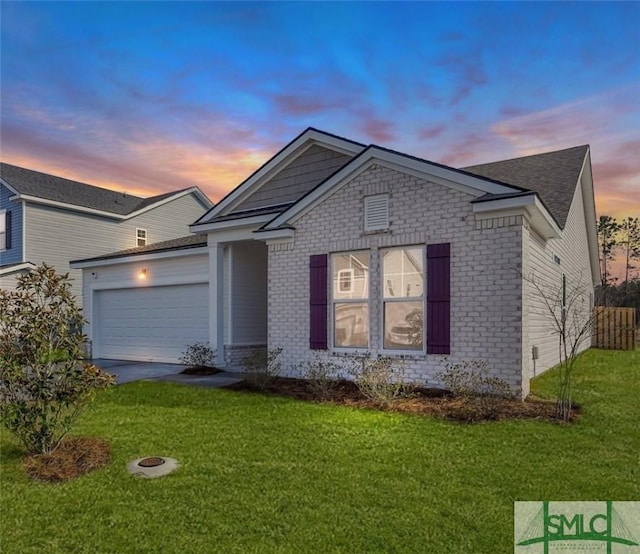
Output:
[
  {"xmin": 71, "ymin": 128, "xmax": 599, "ymax": 397},
  {"xmin": 0, "ymin": 163, "xmax": 213, "ymax": 300}
]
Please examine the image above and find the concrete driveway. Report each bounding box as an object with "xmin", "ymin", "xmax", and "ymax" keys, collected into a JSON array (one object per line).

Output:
[{"xmin": 92, "ymin": 359, "xmax": 244, "ymax": 388}]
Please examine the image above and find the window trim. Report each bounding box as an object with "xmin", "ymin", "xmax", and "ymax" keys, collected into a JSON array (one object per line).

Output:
[
  {"xmin": 136, "ymin": 228, "xmax": 148, "ymax": 247},
  {"xmin": 379, "ymin": 245, "xmax": 426, "ymax": 354},
  {"xmin": 331, "ymin": 250, "xmax": 370, "ymax": 350},
  {"xmin": 0, "ymin": 209, "xmax": 6, "ymax": 251}
]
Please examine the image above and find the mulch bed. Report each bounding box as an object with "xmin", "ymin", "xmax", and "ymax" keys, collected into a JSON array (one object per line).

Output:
[
  {"xmin": 23, "ymin": 437, "xmax": 111, "ymax": 482},
  {"xmin": 180, "ymin": 365, "xmax": 222, "ymax": 376},
  {"xmin": 227, "ymin": 377, "xmax": 576, "ymax": 423}
]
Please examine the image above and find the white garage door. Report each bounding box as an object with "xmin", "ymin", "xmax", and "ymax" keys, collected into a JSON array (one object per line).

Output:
[{"xmin": 94, "ymin": 284, "xmax": 209, "ymax": 363}]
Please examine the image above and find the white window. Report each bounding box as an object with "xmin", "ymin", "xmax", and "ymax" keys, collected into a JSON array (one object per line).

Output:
[
  {"xmin": 337, "ymin": 269, "xmax": 354, "ymax": 293},
  {"xmin": 0, "ymin": 210, "xmax": 5, "ymax": 251},
  {"xmin": 332, "ymin": 251, "xmax": 370, "ymax": 348},
  {"xmin": 382, "ymin": 246, "xmax": 424, "ymax": 350},
  {"xmin": 364, "ymin": 194, "xmax": 389, "ymax": 232},
  {"xmin": 136, "ymin": 228, "xmax": 147, "ymax": 247}
]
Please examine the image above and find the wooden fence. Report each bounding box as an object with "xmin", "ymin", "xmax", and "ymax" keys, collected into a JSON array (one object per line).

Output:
[{"xmin": 593, "ymin": 307, "xmax": 637, "ymax": 350}]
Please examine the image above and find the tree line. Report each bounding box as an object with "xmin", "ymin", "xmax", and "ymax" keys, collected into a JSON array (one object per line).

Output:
[{"xmin": 597, "ymin": 215, "xmax": 640, "ymax": 313}]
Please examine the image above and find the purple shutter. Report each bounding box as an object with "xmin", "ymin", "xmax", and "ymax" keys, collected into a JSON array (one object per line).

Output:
[
  {"xmin": 309, "ymin": 254, "xmax": 328, "ymax": 350},
  {"xmin": 5, "ymin": 211, "xmax": 11, "ymax": 249},
  {"xmin": 427, "ymin": 243, "xmax": 450, "ymax": 354}
]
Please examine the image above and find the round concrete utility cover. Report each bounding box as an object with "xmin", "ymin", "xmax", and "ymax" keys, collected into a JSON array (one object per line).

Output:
[{"xmin": 127, "ymin": 456, "xmax": 180, "ymax": 478}]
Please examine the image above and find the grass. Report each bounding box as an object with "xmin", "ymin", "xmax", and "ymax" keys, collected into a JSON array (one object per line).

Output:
[{"xmin": 1, "ymin": 348, "xmax": 638, "ymax": 553}]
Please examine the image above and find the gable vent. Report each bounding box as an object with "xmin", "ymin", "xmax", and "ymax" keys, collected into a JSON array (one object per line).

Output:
[{"xmin": 364, "ymin": 194, "xmax": 389, "ymax": 232}]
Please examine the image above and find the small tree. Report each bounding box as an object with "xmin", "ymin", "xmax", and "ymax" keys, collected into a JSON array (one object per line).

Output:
[
  {"xmin": 597, "ymin": 215, "xmax": 621, "ymax": 303},
  {"xmin": 0, "ymin": 264, "xmax": 114, "ymax": 454},
  {"xmin": 620, "ymin": 216, "xmax": 640, "ymax": 284},
  {"xmin": 525, "ymin": 271, "xmax": 596, "ymax": 422}
]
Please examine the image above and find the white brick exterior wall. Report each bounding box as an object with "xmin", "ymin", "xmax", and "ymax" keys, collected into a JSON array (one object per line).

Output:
[{"xmin": 267, "ymin": 164, "xmax": 527, "ymax": 394}]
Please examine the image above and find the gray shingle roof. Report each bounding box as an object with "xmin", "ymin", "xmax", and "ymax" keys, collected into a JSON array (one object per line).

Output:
[
  {"xmin": 71, "ymin": 234, "xmax": 207, "ymax": 264},
  {"xmin": 462, "ymin": 145, "xmax": 588, "ymax": 228},
  {"xmin": 0, "ymin": 163, "xmax": 191, "ymax": 216}
]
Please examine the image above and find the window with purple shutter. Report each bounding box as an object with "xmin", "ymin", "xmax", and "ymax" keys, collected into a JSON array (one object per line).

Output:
[
  {"xmin": 309, "ymin": 254, "xmax": 328, "ymax": 349},
  {"xmin": 427, "ymin": 243, "xmax": 450, "ymax": 354},
  {"xmin": 5, "ymin": 211, "xmax": 11, "ymax": 250}
]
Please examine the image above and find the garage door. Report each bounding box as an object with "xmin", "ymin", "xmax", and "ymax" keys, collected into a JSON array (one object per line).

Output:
[{"xmin": 94, "ymin": 284, "xmax": 209, "ymax": 363}]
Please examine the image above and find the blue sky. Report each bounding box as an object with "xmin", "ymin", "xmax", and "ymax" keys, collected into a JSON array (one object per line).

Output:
[{"xmin": 1, "ymin": 1, "xmax": 639, "ymax": 220}]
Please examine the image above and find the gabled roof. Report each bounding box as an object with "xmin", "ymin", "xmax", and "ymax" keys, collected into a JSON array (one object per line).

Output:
[
  {"xmin": 0, "ymin": 163, "xmax": 212, "ymax": 218},
  {"xmin": 192, "ymin": 128, "xmax": 588, "ymax": 239},
  {"xmin": 192, "ymin": 128, "xmax": 364, "ymax": 231},
  {"xmin": 70, "ymin": 234, "xmax": 207, "ymax": 265},
  {"xmin": 263, "ymin": 144, "xmax": 525, "ymax": 231},
  {"xmin": 463, "ymin": 145, "xmax": 589, "ymax": 228}
]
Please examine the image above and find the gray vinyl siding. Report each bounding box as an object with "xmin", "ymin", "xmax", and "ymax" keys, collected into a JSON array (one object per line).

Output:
[
  {"xmin": 0, "ymin": 184, "xmax": 23, "ymax": 265},
  {"xmin": 24, "ymin": 193, "xmax": 208, "ymax": 305},
  {"xmin": 230, "ymin": 241, "xmax": 267, "ymax": 344},
  {"xmin": 233, "ymin": 144, "xmax": 351, "ymax": 211},
  {"xmin": 522, "ymin": 175, "xmax": 594, "ymax": 381}
]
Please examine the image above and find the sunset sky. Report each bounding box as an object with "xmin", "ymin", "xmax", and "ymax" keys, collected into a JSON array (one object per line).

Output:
[{"xmin": 2, "ymin": 3, "xmax": 639, "ymax": 237}]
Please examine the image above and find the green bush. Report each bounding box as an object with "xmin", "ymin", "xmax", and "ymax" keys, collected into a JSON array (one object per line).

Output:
[{"xmin": 0, "ymin": 264, "xmax": 114, "ymax": 454}]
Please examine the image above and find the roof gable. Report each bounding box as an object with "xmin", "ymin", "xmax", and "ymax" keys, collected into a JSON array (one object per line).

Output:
[
  {"xmin": 463, "ymin": 145, "xmax": 589, "ymax": 228},
  {"xmin": 264, "ymin": 145, "xmax": 524, "ymax": 230},
  {"xmin": 0, "ymin": 163, "xmax": 212, "ymax": 218},
  {"xmin": 192, "ymin": 128, "xmax": 364, "ymax": 228}
]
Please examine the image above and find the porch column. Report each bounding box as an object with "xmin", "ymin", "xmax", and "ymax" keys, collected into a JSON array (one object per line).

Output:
[{"xmin": 209, "ymin": 242, "xmax": 225, "ymax": 366}]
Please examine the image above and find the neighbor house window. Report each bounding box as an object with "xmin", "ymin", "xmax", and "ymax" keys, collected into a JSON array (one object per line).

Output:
[
  {"xmin": 332, "ymin": 251, "xmax": 369, "ymax": 348},
  {"xmin": 136, "ymin": 228, "xmax": 147, "ymax": 247},
  {"xmin": 382, "ymin": 246, "xmax": 424, "ymax": 350},
  {"xmin": 0, "ymin": 210, "xmax": 7, "ymax": 251}
]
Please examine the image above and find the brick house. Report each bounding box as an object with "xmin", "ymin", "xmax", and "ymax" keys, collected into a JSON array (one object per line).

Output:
[{"xmin": 72, "ymin": 128, "xmax": 599, "ymax": 396}]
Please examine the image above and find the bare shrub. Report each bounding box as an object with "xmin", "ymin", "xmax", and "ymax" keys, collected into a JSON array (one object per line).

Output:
[
  {"xmin": 242, "ymin": 347, "xmax": 283, "ymax": 390},
  {"xmin": 435, "ymin": 360, "xmax": 514, "ymax": 421},
  {"xmin": 349, "ymin": 354, "xmax": 409, "ymax": 405},
  {"xmin": 303, "ymin": 356, "xmax": 341, "ymax": 400},
  {"xmin": 179, "ymin": 342, "xmax": 216, "ymax": 368}
]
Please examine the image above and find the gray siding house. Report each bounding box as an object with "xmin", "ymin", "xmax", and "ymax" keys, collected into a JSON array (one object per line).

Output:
[
  {"xmin": 72, "ymin": 129, "xmax": 599, "ymax": 396},
  {"xmin": 0, "ymin": 163, "xmax": 212, "ymax": 300}
]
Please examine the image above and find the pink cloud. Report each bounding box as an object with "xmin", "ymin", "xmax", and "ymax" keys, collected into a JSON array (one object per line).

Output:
[{"xmin": 419, "ymin": 125, "xmax": 445, "ymax": 140}]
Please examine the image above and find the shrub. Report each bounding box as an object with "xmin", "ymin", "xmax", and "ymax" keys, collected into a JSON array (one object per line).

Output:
[
  {"xmin": 349, "ymin": 354, "xmax": 409, "ymax": 405},
  {"xmin": 242, "ymin": 347, "xmax": 283, "ymax": 391},
  {"xmin": 303, "ymin": 356, "xmax": 340, "ymax": 400},
  {"xmin": 0, "ymin": 264, "xmax": 114, "ymax": 454},
  {"xmin": 435, "ymin": 360, "xmax": 514, "ymax": 421},
  {"xmin": 179, "ymin": 342, "xmax": 216, "ymax": 368}
]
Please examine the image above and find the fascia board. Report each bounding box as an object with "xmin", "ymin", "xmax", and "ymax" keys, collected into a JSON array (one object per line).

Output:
[
  {"xmin": 473, "ymin": 194, "xmax": 561, "ymax": 238},
  {"xmin": 578, "ymin": 149, "xmax": 601, "ymax": 286},
  {"xmin": 266, "ymin": 147, "xmax": 520, "ymax": 230},
  {"xmin": 189, "ymin": 213, "xmax": 275, "ymax": 234},
  {"xmin": 0, "ymin": 178, "xmax": 20, "ymax": 196},
  {"xmin": 12, "ymin": 195, "xmax": 124, "ymax": 219},
  {"xmin": 0, "ymin": 262, "xmax": 37, "ymax": 275},
  {"xmin": 70, "ymin": 246, "xmax": 209, "ymax": 269},
  {"xmin": 251, "ymin": 228, "xmax": 295, "ymax": 240},
  {"xmin": 205, "ymin": 227, "xmax": 267, "ymax": 243},
  {"xmin": 196, "ymin": 130, "xmax": 365, "ymax": 224},
  {"xmin": 10, "ymin": 189, "xmax": 204, "ymax": 220}
]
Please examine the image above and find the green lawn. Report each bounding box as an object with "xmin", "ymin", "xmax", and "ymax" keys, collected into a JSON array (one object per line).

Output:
[{"xmin": 1, "ymin": 349, "xmax": 638, "ymax": 553}]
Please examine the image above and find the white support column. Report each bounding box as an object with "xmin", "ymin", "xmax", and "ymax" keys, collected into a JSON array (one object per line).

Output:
[{"xmin": 209, "ymin": 242, "xmax": 225, "ymax": 366}]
